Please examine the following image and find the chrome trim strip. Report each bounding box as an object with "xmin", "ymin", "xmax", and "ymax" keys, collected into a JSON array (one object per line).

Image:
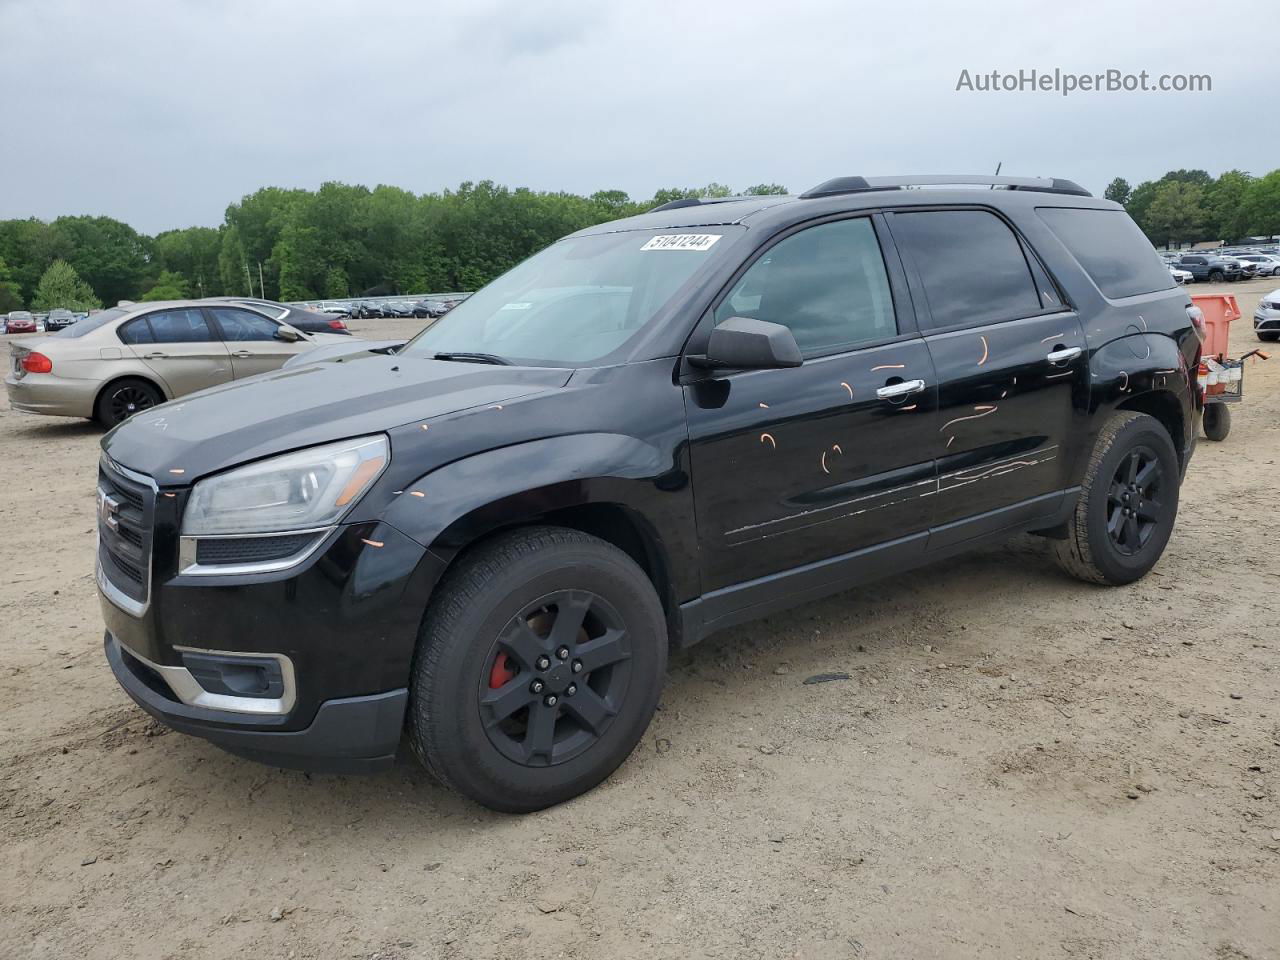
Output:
[
  {"xmin": 118, "ymin": 639, "xmax": 297, "ymax": 716},
  {"xmin": 176, "ymin": 526, "xmax": 334, "ymax": 576},
  {"xmin": 104, "ymin": 457, "xmax": 159, "ymax": 491},
  {"xmin": 96, "ymin": 547, "xmax": 148, "ymax": 617},
  {"xmin": 98, "ymin": 457, "xmax": 157, "ymax": 614}
]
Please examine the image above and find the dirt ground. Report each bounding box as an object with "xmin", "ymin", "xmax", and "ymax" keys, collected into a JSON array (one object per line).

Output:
[{"xmin": 2, "ymin": 285, "xmax": 1278, "ymax": 960}]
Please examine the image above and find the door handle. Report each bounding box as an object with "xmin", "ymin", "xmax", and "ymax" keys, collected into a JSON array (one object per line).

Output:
[
  {"xmin": 141, "ymin": 352, "xmax": 167, "ymax": 359},
  {"xmin": 876, "ymin": 378, "xmax": 927, "ymax": 400},
  {"xmin": 232, "ymin": 350, "xmax": 252, "ymax": 358},
  {"xmin": 1046, "ymin": 346, "xmax": 1083, "ymax": 363}
]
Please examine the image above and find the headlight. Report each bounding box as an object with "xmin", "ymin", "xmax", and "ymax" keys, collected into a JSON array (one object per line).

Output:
[{"xmin": 182, "ymin": 435, "xmax": 388, "ymax": 536}]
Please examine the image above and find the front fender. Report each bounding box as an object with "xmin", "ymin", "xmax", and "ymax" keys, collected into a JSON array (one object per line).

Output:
[{"xmin": 380, "ymin": 433, "xmax": 699, "ymax": 602}]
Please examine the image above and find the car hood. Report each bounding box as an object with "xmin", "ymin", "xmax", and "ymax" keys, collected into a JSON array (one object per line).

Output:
[
  {"xmin": 282, "ymin": 339, "xmax": 405, "ymax": 368},
  {"xmin": 102, "ymin": 352, "xmax": 572, "ymax": 483}
]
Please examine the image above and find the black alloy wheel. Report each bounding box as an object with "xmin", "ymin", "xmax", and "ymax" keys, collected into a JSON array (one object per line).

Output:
[
  {"xmin": 478, "ymin": 590, "xmax": 631, "ymax": 767},
  {"xmin": 408, "ymin": 526, "xmax": 667, "ymax": 812},
  {"xmin": 96, "ymin": 378, "xmax": 163, "ymax": 428},
  {"xmin": 1105, "ymin": 446, "xmax": 1166, "ymax": 556}
]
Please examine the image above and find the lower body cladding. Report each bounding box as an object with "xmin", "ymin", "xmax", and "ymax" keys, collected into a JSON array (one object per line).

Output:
[
  {"xmin": 101, "ymin": 521, "xmax": 446, "ymax": 773},
  {"xmin": 1255, "ymin": 309, "xmax": 1280, "ymax": 336}
]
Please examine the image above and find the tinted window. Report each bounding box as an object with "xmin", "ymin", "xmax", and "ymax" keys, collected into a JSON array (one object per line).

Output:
[
  {"xmin": 715, "ymin": 218, "xmax": 896, "ymax": 355},
  {"xmin": 892, "ymin": 210, "xmax": 1041, "ymax": 329},
  {"xmin": 63, "ymin": 307, "xmax": 128, "ymax": 338},
  {"xmin": 146, "ymin": 309, "xmax": 214, "ymax": 343},
  {"xmin": 1038, "ymin": 207, "xmax": 1175, "ymax": 299},
  {"xmin": 231, "ymin": 300, "xmax": 288, "ymax": 320},
  {"xmin": 211, "ymin": 308, "xmax": 280, "ymax": 341},
  {"xmin": 118, "ymin": 318, "xmax": 155, "ymax": 345}
]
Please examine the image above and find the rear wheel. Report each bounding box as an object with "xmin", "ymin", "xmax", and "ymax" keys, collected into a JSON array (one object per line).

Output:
[
  {"xmin": 408, "ymin": 526, "xmax": 667, "ymax": 812},
  {"xmin": 1054, "ymin": 412, "xmax": 1180, "ymax": 586},
  {"xmin": 94, "ymin": 378, "xmax": 162, "ymax": 428},
  {"xmin": 1202, "ymin": 404, "xmax": 1231, "ymax": 441}
]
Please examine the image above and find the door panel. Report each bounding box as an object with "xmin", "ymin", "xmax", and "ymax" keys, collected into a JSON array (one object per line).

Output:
[
  {"xmin": 207, "ymin": 307, "xmax": 306, "ymax": 378},
  {"xmin": 885, "ymin": 207, "xmax": 1088, "ymax": 547},
  {"xmin": 131, "ymin": 308, "xmax": 232, "ymax": 397},
  {"xmin": 924, "ymin": 312, "xmax": 1087, "ymax": 545},
  {"xmin": 686, "ymin": 339, "xmax": 938, "ymax": 590}
]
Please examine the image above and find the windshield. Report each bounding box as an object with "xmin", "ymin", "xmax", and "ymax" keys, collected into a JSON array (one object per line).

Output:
[
  {"xmin": 400, "ymin": 227, "xmax": 742, "ymax": 366},
  {"xmin": 55, "ymin": 307, "xmax": 128, "ymax": 337}
]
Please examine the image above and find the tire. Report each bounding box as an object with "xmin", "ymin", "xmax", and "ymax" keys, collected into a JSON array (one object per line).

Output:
[
  {"xmin": 1208, "ymin": 270, "xmax": 1224, "ymax": 282},
  {"xmin": 1202, "ymin": 404, "xmax": 1231, "ymax": 441},
  {"xmin": 94, "ymin": 377, "xmax": 163, "ymax": 428},
  {"xmin": 1053, "ymin": 412, "xmax": 1180, "ymax": 586},
  {"xmin": 408, "ymin": 526, "xmax": 667, "ymax": 812},
  {"xmin": 1258, "ymin": 331, "xmax": 1279, "ymax": 343}
]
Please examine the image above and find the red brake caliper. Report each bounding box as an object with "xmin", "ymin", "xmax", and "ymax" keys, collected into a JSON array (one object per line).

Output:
[{"xmin": 489, "ymin": 652, "xmax": 517, "ymax": 689}]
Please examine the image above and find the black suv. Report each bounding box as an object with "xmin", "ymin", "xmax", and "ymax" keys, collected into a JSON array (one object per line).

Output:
[
  {"xmin": 1177, "ymin": 254, "xmax": 1242, "ymax": 283},
  {"xmin": 98, "ymin": 175, "xmax": 1203, "ymax": 811}
]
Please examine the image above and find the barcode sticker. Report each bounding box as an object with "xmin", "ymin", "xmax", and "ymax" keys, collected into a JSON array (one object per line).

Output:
[{"xmin": 641, "ymin": 234, "xmax": 721, "ymax": 252}]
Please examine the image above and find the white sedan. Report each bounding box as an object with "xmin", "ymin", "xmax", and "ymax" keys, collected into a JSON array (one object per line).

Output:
[
  {"xmin": 1234, "ymin": 253, "xmax": 1280, "ymax": 277},
  {"xmin": 1168, "ymin": 266, "xmax": 1193, "ymax": 284},
  {"xmin": 1254, "ymin": 288, "xmax": 1280, "ymax": 342}
]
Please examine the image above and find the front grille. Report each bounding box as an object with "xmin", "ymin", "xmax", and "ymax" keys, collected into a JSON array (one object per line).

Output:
[
  {"xmin": 98, "ymin": 458, "xmax": 156, "ymax": 609},
  {"xmin": 195, "ymin": 532, "xmax": 319, "ymax": 565}
]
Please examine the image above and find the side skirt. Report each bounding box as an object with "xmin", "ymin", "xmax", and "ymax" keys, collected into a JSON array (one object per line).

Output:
[{"xmin": 677, "ymin": 488, "xmax": 1079, "ymax": 647}]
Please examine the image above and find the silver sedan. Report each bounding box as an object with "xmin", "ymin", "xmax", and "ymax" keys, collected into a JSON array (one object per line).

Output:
[{"xmin": 5, "ymin": 300, "xmax": 349, "ymax": 426}]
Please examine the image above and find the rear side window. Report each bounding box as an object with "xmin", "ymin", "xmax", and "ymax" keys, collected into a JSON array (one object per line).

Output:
[
  {"xmin": 146, "ymin": 309, "xmax": 214, "ymax": 343},
  {"xmin": 118, "ymin": 318, "xmax": 155, "ymax": 345},
  {"xmin": 1037, "ymin": 207, "xmax": 1174, "ymax": 299},
  {"xmin": 891, "ymin": 210, "xmax": 1042, "ymax": 329}
]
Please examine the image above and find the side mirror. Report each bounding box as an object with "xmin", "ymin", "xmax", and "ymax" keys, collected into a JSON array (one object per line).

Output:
[
  {"xmin": 274, "ymin": 326, "xmax": 302, "ymax": 343},
  {"xmin": 692, "ymin": 316, "xmax": 802, "ymax": 370}
]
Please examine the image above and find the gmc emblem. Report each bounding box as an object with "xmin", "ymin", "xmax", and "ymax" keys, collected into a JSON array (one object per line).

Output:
[{"xmin": 97, "ymin": 488, "xmax": 120, "ymax": 533}]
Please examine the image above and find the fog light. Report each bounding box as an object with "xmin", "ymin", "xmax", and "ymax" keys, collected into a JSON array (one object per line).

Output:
[{"xmin": 181, "ymin": 651, "xmax": 285, "ymax": 699}]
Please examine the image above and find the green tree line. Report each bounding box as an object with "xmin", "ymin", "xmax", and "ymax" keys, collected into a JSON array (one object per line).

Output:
[
  {"xmin": 1104, "ymin": 168, "xmax": 1280, "ymax": 249},
  {"xmin": 0, "ymin": 181, "xmax": 789, "ymax": 311}
]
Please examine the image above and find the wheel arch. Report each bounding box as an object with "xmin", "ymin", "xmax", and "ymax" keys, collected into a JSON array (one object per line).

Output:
[
  {"xmin": 93, "ymin": 372, "xmax": 171, "ymax": 416},
  {"xmin": 380, "ymin": 434, "xmax": 698, "ymax": 647},
  {"xmin": 1088, "ymin": 333, "xmax": 1194, "ymax": 471},
  {"xmin": 1115, "ymin": 389, "xmax": 1188, "ymax": 469}
]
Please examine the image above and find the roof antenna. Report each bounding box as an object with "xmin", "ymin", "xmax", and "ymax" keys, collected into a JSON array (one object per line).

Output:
[{"xmin": 991, "ymin": 162, "xmax": 1002, "ymax": 189}]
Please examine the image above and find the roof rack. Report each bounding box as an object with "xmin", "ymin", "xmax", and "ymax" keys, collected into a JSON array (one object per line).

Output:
[
  {"xmin": 648, "ymin": 194, "xmax": 760, "ymax": 212},
  {"xmin": 800, "ymin": 175, "xmax": 1091, "ymax": 199}
]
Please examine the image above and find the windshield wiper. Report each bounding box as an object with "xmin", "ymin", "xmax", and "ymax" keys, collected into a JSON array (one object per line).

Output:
[{"xmin": 432, "ymin": 351, "xmax": 511, "ymax": 365}]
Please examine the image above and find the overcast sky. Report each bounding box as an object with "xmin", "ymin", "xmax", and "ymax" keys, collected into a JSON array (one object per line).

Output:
[{"xmin": 2, "ymin": 0, "xmax": 1275, "ymax": 235}]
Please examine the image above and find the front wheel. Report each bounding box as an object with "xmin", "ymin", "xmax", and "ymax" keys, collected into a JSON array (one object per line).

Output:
[
  {"xmin": 1258, "ymin": 331, "xmax": 1279, "ymax": 343},
  {"xmin": 1208, "ymin": 270, "xmax": 1224, "ymax": 282},
  {"xmin": 1054, "ymin": 412, "xmax": 1180, "ymax": 586},
  {"xmin": 408, "ymin": 526, "xmax": 667, "ymax": 812}
]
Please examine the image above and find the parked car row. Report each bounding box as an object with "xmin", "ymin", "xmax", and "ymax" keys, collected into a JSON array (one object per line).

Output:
[
  {"xmin": 1160, "ymin": 248, "xmax": 1280, "ymax": 281},
  {"xmin": 340, "ymin": 298, "xmax": 457, "ymax": 320},
  {"xmin": 1, "ymin": 309, "xmax": 89, "ymax": 334}
]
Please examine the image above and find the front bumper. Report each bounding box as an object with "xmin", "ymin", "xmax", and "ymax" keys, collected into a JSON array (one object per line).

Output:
[
  {"xmin": 4, "ymin": 372, "xmax": 96, "ymax": 417},
  {"xmin": 98, "ymin": 496, "xmax": 447, "ymax": 772},
  {"xmin": 1254, "ymin": 310, "xmax": 1280, "ymax": 332},
  {"xmin": 106, "ymin": 632, "xmax": 408, "ymax": 773}
]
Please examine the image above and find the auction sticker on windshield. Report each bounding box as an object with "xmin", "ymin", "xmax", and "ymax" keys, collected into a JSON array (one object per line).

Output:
[{"xmin": 640, "ymin": 234, "xmax": 721, "ymax": 252}]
